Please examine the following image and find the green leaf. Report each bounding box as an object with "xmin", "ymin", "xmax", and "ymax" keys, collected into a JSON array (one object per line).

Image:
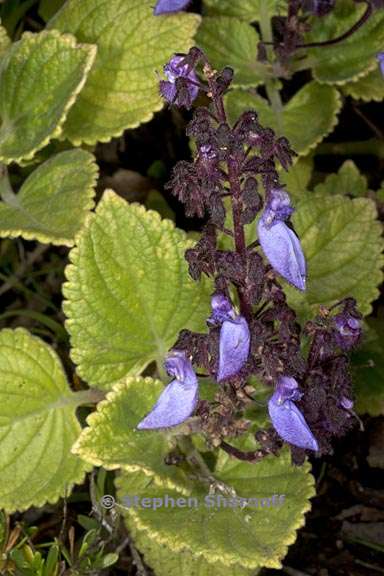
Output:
[
  {"xmin": 202, "ymin": 0, "xmax": 284, "ymax": 22},
  {"xmin": 0, "ymin": 150, "xmax": 98, "ymax": 246},
  {"xmin": 280, "ymin": 155, "xmax": 314, "ymax": 200},
  {"xmin": 64, "ymin": 190, "xmax": 211, "ymax": 390},
  {"xmin": 286, "ymin": 194, "xmax": 384, "ymax": 317},
  {"xmin": 352, "ymin": 320, "xmax": 384, "ymax": 416},
  {"xmin": 128, "ymin": 525, "xmax": 255, "ymax": 576},
  {"xmin": 195, "ymin": 17, "xmax": 264, "ymax": 88},
  {"xmin": 73, "ymin": 376, "xmax": 315, "ymax": 573},
  {"xmin": 38, "ymin": 0, "xmax": 66, "ymax": 22},
  {"xmin": 0, "ymin": 30, "xmax": 96, "ymax": 165},
  {"xmin": 0, "ymin": 328, "xmax": 88, "ymax": 512},
  {"xmin": 49, "ymin": 0, "xmax": 200, "ymax": 145},
  {"xmin": 307, "ymin": 1, "xmax": 384, "ymax": 84},
  {"xmin": 0, "ymin": 23, "xmax": 10, "ymax": 58},
  {"xmin": 314, "ymin": 160, "xmax": 368, "ymax": 198},
  {"xmin": 225, "ymin": 82, "xmax": 341, "ymax": 155},
  {"xmin": 342, "ymin": 66, "xmax": 384, "ymax": 102}
]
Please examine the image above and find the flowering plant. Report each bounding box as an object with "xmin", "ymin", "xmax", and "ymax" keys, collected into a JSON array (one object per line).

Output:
[{"xmin": 0, "ymin": 1, "xmax": 383, "ymax": 574}]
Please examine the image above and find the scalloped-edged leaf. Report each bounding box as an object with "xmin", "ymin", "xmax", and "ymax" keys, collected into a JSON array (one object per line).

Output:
[
  {"xmin": 73, "ymin": 375, "xmax": 315, "ymax": 572},
  {"xmin": 64, "ymin": 190, "xmax": 211, "ymax": 390},
  {"xmin": 72, "ymin": 377, "xmax": 175, "ymax": 478},
  {"xmin": 342, "ymin": 66, "xmax": 384, "ymax": 102},
  {"xmin": 0, "ymin": 23, "xmax": 10, "ymax": 58},
  {"xmin": 314, "ymin": 160, "xmax": 368, "ymax": 197},
  {"xmin": 48, "ymin": 0, "xmax": 200, "ymax": 145},
  {"xmin": 280, "ymin": 155, "xmax": 314, "ymax": 200},
  {"xmin": 225, "ymin": 82, "xmax": 341, "ymax": 155},
  {"xmin": 195, "ymin": 17, "xmax": 264, "ymax": 88},
  {"xmin": 126, "ymin": 526, "xmax": 254, "ymax": 576},
  {"xmin": 0, "ymin": 31, "xmax": 96, "ymax": 165},
  {"xmin": 0, "ymin": 328, "xmax": 88, "ymax": 512},
  {"xmin": 286, "ymin": 194, "xmax": 384, "ymax": 317},
  {"xmin": 352, "ymin": 320, "xmax": 384, "ymax": 416},
  {"xmin": 202, "ymin": 0, "xmax": 284, "ymax": 21},
  {"xmin": 307, "ymin": 1, "xmax": 384, "ymax": 84},
  {"xmin": 0, "ymin": 150, "xmax": 98, "ymax": 246}
]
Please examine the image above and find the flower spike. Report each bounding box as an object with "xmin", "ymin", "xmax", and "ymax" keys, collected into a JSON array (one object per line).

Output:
[
  {"xmin": 137, "ymin": 350, "xmax": 198, "ymax": 429},
  {"xmin": 268, "ymin": 376, "xmax": 319, "ymax": 451}
]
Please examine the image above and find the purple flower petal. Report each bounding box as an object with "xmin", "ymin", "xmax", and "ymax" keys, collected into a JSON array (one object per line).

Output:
[
  {"xmin": 208, "ymin": 293, "xmax": 235, "ymax": 325},
  {"xmin": 377, "ymin": 52, "xmax": 384, "ymax": 77},
  {"xmin": 137, "ymin": 350, "xmax": 198, "ymax": 429},
  {"xmin": 334, "ymin": 311, "xmax": 361, "ymax": 350},
  {"xmin": 258, "ymin": 218, "xmax": 306, "ymax": 291},
  {"xmin": 217, "ymin": 316, "xmax": 250, "ymax": 381},
  {"xmin": 268, "ymin": 390, "xmax": 319, "ymax": 451},
  {"xmin": 154, "ymin": 0, "xmax": 191, "ymax": 15},
  {"xmin": 160, "ymin": 54, "xmax": 199, "ymax": 107},
  {"xmin": 274, "ymin": 375, "xmax": 303, "ymax": 403}
]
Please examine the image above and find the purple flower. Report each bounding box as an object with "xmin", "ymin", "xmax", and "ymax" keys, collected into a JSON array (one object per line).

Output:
[
  {"xmin": 159, "ymin": 55, "xmax": 199, "ymax": 108},
  {"xmin": 340, "ymin": 396, "xmax": 354, "ymax": 410},
  {"xmin": 154, "ymin": 0, "xmax": 191, "ymax": 15},
  {"xmin": 377, "ymin": 52, "xmax": 384, "ymax": 77},
  {"xmin": 334, "ymin": 311, "xmax": 361, "ymax": 350},
  {"xmin": 258, "ymin": 188, "xmax": 306, "ymax": 291},
  {"xmin": 268, "ymin": 376, "xmax": 319, "ymax": 451},
  {"xmin": 209, "ymin": 294, "xmax": 250, "ymax": 382},
  {"xmin": 137, "ymin": 350, "xmax": 198, "ymax": 429}
]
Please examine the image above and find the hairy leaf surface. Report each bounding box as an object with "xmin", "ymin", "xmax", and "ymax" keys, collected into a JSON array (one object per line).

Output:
[{"xmin": 64, "ymin": 190, "xmax": 211, "ymax": 389}]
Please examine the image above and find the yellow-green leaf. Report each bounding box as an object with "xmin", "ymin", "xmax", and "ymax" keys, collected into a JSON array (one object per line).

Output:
[
  {"xmin": 0, "ymin": 30, "xmax": 96, "ymax": 164},
  {"xmin": 63, "ymin": 190, "xmax": 211, "ymax": 390},
  {"xmin": 0, "ymin": 149, "xmax": 98, "ymax": 245},
  {"xmin": 0, "ymin": 328, "xmax": 88, "ymax": 512},
  {"xmin": 225, "ymin": 82, "xmax": 341, "ymax": 155},
  {"xmin": 49, "ymin": 0, "xmax": 200, "ymax": 145}
]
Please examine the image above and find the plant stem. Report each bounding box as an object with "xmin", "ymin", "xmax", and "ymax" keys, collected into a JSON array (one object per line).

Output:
[
  {"xmin": 73, "ymin": 388, "xmax": 106, "ymax": 405},
  {"xmin": 259, "ymin": 2, "xmax": 284, "ymax": 134},
  {"xmin": 228, "ymin": 159, "xmax": 252, "ymax": 321},
  {"xmin": 316, "ymin": 139, "xmax": 384, "ymax": 158}
]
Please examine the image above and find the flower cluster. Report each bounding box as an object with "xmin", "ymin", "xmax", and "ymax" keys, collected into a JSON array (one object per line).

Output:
[{"xmin": 137, "ymin": 47, "xmax": 362, "ymax": 463}]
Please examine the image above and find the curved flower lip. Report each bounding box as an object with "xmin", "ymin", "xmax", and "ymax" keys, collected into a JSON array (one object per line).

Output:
[
  {"xmin": 217, "ymin": 316, "xmax": 251, "ymax": 381},
  {"xmin": 207, "ymin": 294, "xmax": 251, "ymax": 382},
  {"xmin": 153, "ymin": 0, "xmax": 191, "ymax": 15},
  {"xmin": 136, "ymin": 350, "xmax": 198, "ymax": 430},
  {"xmin": 268, "ymin": 376, "xmax": 319, "ymax": 451},
  {"xmin": 258, "ymin": 218, "xmax": 306, "ymax": 291}
]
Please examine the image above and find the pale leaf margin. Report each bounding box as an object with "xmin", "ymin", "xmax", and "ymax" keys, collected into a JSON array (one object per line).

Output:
[
  {"xmin": 0, "ymin": 150, "xmax": 98, "ymax": 246},
  {"xmin": 0, "ymin": 30, "xmax": 97, "ymax": 165}
]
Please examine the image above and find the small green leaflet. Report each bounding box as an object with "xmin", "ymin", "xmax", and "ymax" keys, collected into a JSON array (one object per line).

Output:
[
  {"xmin": 342, "ymin": 66, "xmax": 384, "ymax": 102},
  {"xmin": 0, "ymin": 328, "xmax": 88, "ymax": 512},
  {"xmin": 202, "ymin": 0, "xmax": 285, "ymax": 21},
  {"xmin": 286, "ymin": 194, "xmax": 384, "ymax": 317},
  {"xmin": 49, "ymin": 0, "xmax": 200, "ymax": 145},
  {"xmin": 0, "ymin": 30, "xmax": 96, "ymax": 164},
  {"xmin": 352, "ymin": 320, "xmax": 384, "ymax": 416},
  {"xmin": 314, "ymin": 160, "xmax": 368, "ymax": 198},
  {"xmin": 0, "ymin": 149, "xmax": 98, "ymax": 246},
  {"xmin": 307, "ymin": 0, "xmax": 384, "ymax": 84},
  {"xmin": 196, "ymin": 17, "xmax": 264, "ymax": 88},
  {"xmin": 64, "ymin": 190, "xmax": 211, "ymax": 390},
  {"xmin": 225, "ymin": 82, "xmax": 341, "ymax": 155}
]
